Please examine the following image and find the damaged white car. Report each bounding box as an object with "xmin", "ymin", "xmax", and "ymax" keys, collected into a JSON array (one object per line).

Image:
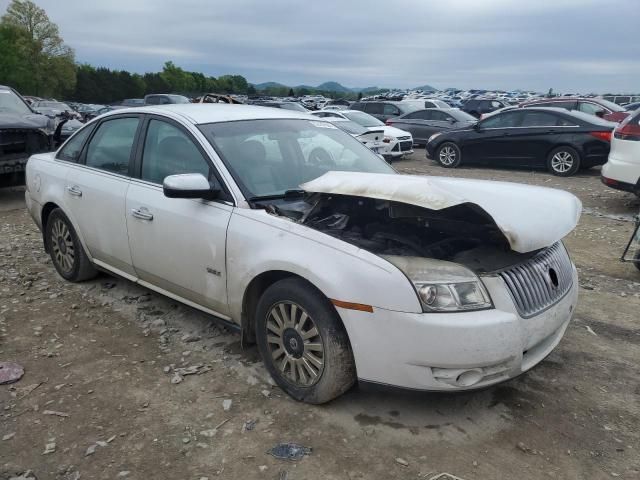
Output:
[{"xmin": 25, "ymin": 105, "xmax": 581, "ymax": 403}]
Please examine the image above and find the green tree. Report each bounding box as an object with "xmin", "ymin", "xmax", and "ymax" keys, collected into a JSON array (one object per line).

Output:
[
  {"xmin": 1, "ymin": 0, "xmax": 75, "ymax": 97},
  {"xmin": 0, "ymin": 23, "xmax": 34, "ymax": 92}
]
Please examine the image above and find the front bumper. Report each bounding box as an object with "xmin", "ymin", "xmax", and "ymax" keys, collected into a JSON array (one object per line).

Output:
[{"xmin": 336, "ymin": 265, "xmax": 578, "ymax": 391}]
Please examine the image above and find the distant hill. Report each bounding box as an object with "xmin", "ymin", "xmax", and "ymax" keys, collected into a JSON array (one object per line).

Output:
[
  {"xmin": 316, "ymin": 81, "xmax": 351, "ymax": 93},
  {"xmin": 251, "ymin": 81, "xmax": 385, "ymax": 94},
  {"xmin": 253, "ymin": 81, "xmax": 288, "ymax": 90},
  {"xmin": 414, "ymin": 84, "xmax": 437, "ymax": 92}
]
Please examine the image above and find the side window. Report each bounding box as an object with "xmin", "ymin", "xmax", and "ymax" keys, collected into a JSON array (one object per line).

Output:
[
  {"xmin": 431, "ymin": 111, "xmax": 448, "ymax": 121},
  {"xmin": 366, "ymin": 103, "xmax": 384, "ymax": 115},
  {"xmin": 141, "ymin": 119, "xmax": 210, "ymax": 184},
  {"xmin": 480, "ymin": 111, "xmax": 522, "ymax": 128},
  {"xmin": 521, "ymin": 111, "xmax": 564, "ymax": 127},
  {"xmin": 405, "ymin": 111, "xmax": 431, "ymax": 120},
  {"xmin": 383, "ymin": 104, "xmax": 400, "ymax": 115},
  {"xmin": 85, "ymin": 117, "xmax": 140, "ymax": 175},
  {"xmin": 579, "ymin": 102, "xmax": 606, "ymax": 115},
  {"xmin": 57, "ymin": 125, "xmax": 94, "ymax": 162},
  {"xmin": 350, "ymin": 103, "xmax": 364, "ymax": 112},
  {"xmin": 424, "ymin": 101, "xmax": 435, "ymax": 108},
  {"xmin": 313, "ymin": 112, "xmax": 329, "ymax": 117}
]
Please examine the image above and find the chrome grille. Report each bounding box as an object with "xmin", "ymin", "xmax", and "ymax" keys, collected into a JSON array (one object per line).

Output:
[{"xmin": 496, "ymin": 242, "xmax": 574, "ymax": 318}]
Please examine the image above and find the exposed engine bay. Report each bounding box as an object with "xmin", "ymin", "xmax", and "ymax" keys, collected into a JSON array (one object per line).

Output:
[{"xmin": 265, "ymin": 193, "xmax": 539, "ymax": 273}]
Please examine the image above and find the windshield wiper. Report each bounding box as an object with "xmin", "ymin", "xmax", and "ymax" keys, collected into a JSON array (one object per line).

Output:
[{"xmin": 248, "ymin": 189, "xmax": 306, "ymax": 202}]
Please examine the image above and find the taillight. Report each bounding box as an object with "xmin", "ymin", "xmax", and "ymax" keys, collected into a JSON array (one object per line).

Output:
[
  {"xmin": 589, "ymin": 131, "xmax": 612, "ymax": 142},
  {"xmin": 385, "ymin": 120, "xmax": 392, "ymax": 126},
  {"xmin": 614, "ymin": 117, "xmax": 640, "ymax": 141}
]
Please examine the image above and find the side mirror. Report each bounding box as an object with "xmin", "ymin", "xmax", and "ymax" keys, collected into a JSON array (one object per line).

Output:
[
  {"xmin": 473, "ymin": 122, "xmax": 483, "ymax": 131},
  {"xmin": 163, "ymin": 173, "xmax": 220, "ymax": 200},
  {"xmin": 595, "ymin": 110, "xmax": 605, "ymax": 118},
  {"xmin": 448, "ymin": 117, "xmax": 456, "ymax": 124}
]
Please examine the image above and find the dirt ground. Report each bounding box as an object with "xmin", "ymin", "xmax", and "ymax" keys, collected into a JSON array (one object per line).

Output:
[{"xmin": 1, "ymin": 152, "xmax": 639, "ymax": 480}]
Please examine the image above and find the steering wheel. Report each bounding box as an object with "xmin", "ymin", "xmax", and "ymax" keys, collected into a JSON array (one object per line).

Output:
[{"xmin": 307, "ymin": 147, "xmax": 335, "ymax": 168}]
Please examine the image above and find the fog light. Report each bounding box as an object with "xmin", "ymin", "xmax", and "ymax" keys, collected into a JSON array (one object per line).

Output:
[{"xmin": 456, "ymin": 369, "xmax": 483, "ymax": 387}]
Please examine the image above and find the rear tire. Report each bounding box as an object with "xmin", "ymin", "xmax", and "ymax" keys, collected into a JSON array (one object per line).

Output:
[
  {"xmin": 436, "ymin": 142, "xmax": 462, "ymax": 168},
  {"xmin": 255, "ymin": 278, "xmax": 356, "ymax": 404},
  {"xmin": 45, "ymin": 208, "xmax": 97, "ymax": 282},
  {"xmin": 547, "ymin": 146, "xmax": 581, "ymax": 176}
]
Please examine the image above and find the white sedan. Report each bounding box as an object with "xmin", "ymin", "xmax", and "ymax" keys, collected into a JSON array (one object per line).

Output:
[
  {"xmin": 313, "ymin": 109, "xmax": 414, "ymax": 160},
  {"xmin": 25, "ymin": 105, "xmax": 580, "ymax": 403}
]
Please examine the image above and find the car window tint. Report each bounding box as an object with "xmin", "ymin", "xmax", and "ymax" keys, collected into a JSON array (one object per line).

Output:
[
  {"xmin": 578, "ymin": 102, "xmax": 605, "ymax": 115},
  {"xmin": 85, "ymin": 117, "xmax": 139, "ymax": 175},
  {"xmin": 521, "ymin": 111, "xmax": 565, "ymax": 127},
  {"xmin": 383, "ymin": 104, "xmax": 399, "ymax": 115},
  {"xmin": 366, "ymin": 103, "xmax": 383, "ymax": 115},
  {"xmin": 431, "ymin": 110, "xmax": 448, "ymax": 121},
  {"xmin": 424, "ymin": 101, "xmax": 435, "ymax": 108},
  {"xmin": 57, "ymin": 125, "xmax": 94, "ymax": 162},
  {"xmin": 480, "ymin": 111, "xmax": 522, "ymax": 128},
  {"xmin": 141, "ymin": 119, "xmax": 210, "ymax": 184}
]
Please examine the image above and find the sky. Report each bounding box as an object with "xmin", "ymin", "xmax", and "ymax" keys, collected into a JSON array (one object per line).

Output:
[{"xmin": 2, "ymin": 0, "xmax": 639, "ymax": 92}]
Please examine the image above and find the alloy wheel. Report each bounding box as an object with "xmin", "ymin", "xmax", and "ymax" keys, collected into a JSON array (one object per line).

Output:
[
  {"xmin": 439, "ymin": 145, "xmax": 457, "ymax": 165},
  {"xmin": 550, "ymin": 151, "xmax": 574, "ymax": 173},
  {"xmin": 50, "ymin": 219, "xmax": 75, "ymax": 274},
  {"xmin": 265, "ymin": 301, "xmax": 325, "ymax": 387}
]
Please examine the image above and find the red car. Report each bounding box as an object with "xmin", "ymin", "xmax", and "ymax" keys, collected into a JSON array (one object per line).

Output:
[{"xmin": 519, "ymin": 97, "xmax": 630, "ymax": 123}]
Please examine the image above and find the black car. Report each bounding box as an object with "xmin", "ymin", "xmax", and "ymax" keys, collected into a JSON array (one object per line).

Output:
[
  {"xmin": 425, "ymin": 107, "xmax": 615, "ymax": 177},
  {"xmin": 461, "ymin": 98, "xmax": 509, "ymax": 118},
  {"xmin": 350, "ymin": 101, "xmax": 422, "ymax": 122},
  {"xmin": 386, "ymin": 108, "xmax": 477, "ymax": 145},
  {"xmin": 0, "ymin": 85, "xmax": 53, "ymax": 186}
]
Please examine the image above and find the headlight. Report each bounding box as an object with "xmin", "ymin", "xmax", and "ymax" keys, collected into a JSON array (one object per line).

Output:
[
  {"xmin": 383, "ymin": 255, "xmax": 493, "ymax": 313},
  {"xmin": 383, "ymin": 135, "xmax": 393, "ymax": 143},
  {"xmin": 428, "ymin": 133, "xmax": 441, "ymax": 143}
]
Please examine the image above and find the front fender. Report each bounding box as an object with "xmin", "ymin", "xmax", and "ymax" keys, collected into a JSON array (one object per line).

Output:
[{"xmin": 226, "ymin": 209, "xmax": 422, "ymax": 323}]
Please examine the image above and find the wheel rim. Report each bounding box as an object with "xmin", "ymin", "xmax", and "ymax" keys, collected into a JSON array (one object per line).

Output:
[
  {"xmin": 265, "ymin": 301, "xmax": 325, "ymax": 387},
  {"xmin": 439, "ymin": 145, "xmax": 457, "ymax": 165},
  {"xmin": 551, "ymin": 151, "xmax": 574, "ymax": 173},
  {"xmin": 50, "ymin": 219, "xmax": 75, "ymax": 274}
]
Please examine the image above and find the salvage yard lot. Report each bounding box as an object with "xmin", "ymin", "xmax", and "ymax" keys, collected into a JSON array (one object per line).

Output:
[{"xmin": 1, "ymin": 154, "xmax": 639, "ymax": 480}]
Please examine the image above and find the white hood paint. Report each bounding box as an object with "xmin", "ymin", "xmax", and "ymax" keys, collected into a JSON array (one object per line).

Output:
[
  {"xmin": 366, "ymin": 125, "xmax": 412, "ymax": 139},
  {"xmin": 300, "ymin": 171, "xmax": 582, "ymax": 253}
]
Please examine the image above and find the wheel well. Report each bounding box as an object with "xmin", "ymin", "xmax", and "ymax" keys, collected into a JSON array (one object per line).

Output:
[
  {"xmin": 547, "ymin": 144, "xmax": 581, "ymax": 157},
  {"xmin": 41, "ymin": 202, "xmax": 60, "ymax": 253},
  {"xmin": 240, "ymin": 271, "xmax": 347, "ymax": 346}
]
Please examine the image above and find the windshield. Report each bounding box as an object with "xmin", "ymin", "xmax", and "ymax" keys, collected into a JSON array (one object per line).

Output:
[
  {"xmin": 596, "ymin": 98, "xmax": 625, "ymax": 112},
  {"xmin": 36, "ymin": 101, "xmax": 69, "ymax": 109},
  {"xmin": 278, "ymin": 103, "xmax": 308, "ymax": 112},
  {"xmin": 168, "ymin": 95, "xmax": 191, "ymax": 104},
  {"xmin": 343, "ymin": 111, "xmax": 384, "ymax": 127},
  {"xmin": 198, "ymin": 119, "xmax": 394, "ymax": 199},
  {"xmin": 332, "ymin": 119, "xmax": 368, "ymax": 135},
  {"xmin": 0, "ymin": 89, "xmax": 32, "ymax": 115}
]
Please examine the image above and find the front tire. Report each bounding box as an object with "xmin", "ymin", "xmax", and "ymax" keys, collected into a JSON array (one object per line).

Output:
[
  {"xmin": 547, "ymin": 146, "xmax": 581, "ymax": 176},
  {"xmin": 45, "ymin": 208, "xmax": 97, "ymax": 282},
  {"xmin": 255, "ymin": 278, "xmax": 356, "ymax": 404},
  {"xmin": 436, "ymin": 142, "xmax": 462, "ymax": 168}
]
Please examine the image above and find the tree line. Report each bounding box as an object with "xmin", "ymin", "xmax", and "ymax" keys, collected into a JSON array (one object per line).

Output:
[{"xmin": 0, "ymin": 0, "xmax": 362, "ymax": 104}]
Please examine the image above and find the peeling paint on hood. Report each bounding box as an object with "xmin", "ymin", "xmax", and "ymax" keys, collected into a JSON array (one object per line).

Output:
[{"xmin": 300, "ymin": 171, "xmax": 582, "ymax": 253}]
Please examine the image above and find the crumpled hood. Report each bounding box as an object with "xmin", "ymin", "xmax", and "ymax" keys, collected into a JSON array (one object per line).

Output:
[
  {"xmin": 300, "ymin": 171, "xmax": 582, "ymax": 253},
  {"xmin": 0, "ymin": 112, "xmax": 49, "ymax": 130}
]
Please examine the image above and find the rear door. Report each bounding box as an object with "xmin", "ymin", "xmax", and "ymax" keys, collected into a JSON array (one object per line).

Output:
[
  {"xmin": 64, "ymin": 115, "xmax": 142, "ymax": 277},
  {"xmin": 390, "ymin": 111, "xmax": 431, "ymax": 143},
  {"xmin": 125, "ymin": 116, "xmax": 233, "ymax": 316},
  {"xmin": 515, "ymin": 110, "xmax": 574, "ymax": 167}
]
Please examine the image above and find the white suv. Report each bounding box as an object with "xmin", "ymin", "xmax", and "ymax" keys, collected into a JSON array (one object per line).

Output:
[
  {"xmin": 25, "ymin": 105, "xmax": 580, "ymax": 403},
  {"xmin": 602, "ymin": 109, "xmax": 640, "ymax": 195}
]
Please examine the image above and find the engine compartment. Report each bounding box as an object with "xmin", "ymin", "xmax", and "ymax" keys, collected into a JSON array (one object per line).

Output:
[{"xmin": 269, "ymin": 193, "xmax": 537, "ymax": 273}]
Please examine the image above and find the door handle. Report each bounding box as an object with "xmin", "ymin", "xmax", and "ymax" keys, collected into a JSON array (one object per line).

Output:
[
  {"xmin": 131, "ymin": 207, "xmax": 153, "ymax": 221},
  {"xmin": 66, "ymin": 185, "xmax": 82, "ymax": 197}
]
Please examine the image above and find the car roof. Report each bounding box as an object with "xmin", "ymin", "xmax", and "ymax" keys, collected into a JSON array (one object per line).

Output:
[{"xmin": 99, "ymin": 104, "xmax": 314, "ymax": 124}]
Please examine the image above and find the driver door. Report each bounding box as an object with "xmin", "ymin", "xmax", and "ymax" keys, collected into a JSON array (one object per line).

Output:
[{"xmin": 125, "ymin": 116, "xmax": 233, "ymax": 316}]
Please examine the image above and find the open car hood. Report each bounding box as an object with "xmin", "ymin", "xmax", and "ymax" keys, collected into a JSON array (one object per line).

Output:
[{"xmin": 300, "ymin": 171, "xmax": 582, "ymax": 253}]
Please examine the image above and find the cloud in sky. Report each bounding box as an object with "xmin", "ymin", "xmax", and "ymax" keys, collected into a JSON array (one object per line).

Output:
[{"xmin": 2, "ymin": 0, "xmax": 639, "ymax": 92}]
